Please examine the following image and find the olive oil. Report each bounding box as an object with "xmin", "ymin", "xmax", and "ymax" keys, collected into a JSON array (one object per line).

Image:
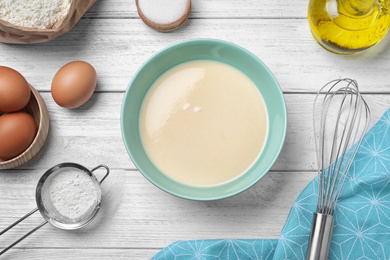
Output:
[{"xmin": 308, "ymin": 0, "xmax": 390, "ymax": 54}]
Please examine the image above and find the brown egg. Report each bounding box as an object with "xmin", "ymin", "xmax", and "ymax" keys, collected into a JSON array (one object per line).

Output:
[
  {"xmin": 51, "ymin": 61, "xmax": 97, "ymax": 109},
  {"xmin": 0, "ymin": 112, "xmax": 38, "ymax": 161},
  {"xmin": 0, "ymin": 66, "xmax": 31, "ymax": 112}
]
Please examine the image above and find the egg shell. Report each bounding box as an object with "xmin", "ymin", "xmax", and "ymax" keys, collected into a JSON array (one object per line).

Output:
[
  {"xmin": 0, "ymin": 66, "xmax": 31, "ymax": 112},
  {"xmin": 51, "ymin": 61, "xmax": 97, "ymax": 109},
  {"xmin": 0, "ymin": 112, "xmax": 38, "ymax": 161}
]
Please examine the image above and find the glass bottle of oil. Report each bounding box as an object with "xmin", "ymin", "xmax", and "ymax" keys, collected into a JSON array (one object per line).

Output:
[{"xmin": 308, "ymin": 0, "xmax": 390, "ymax": 54}]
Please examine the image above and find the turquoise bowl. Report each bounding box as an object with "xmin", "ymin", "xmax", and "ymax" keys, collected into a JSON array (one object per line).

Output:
[{"xmin": 121, "ymin": 39, "xmax": 287, "ymax": 201}]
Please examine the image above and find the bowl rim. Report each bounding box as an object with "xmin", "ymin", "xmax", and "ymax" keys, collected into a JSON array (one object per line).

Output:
[{"xmin": 121, "ymin": 38, "xmax": 287, "ymax": 200}]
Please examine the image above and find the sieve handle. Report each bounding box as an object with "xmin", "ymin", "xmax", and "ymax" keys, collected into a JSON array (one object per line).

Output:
[
  {"xmin": 0, "ymin": 208, "xmax": 48, "ymax": 256},
  {"xmin": 91, "ymin": 164, "xmax": 110, "ymax": 184}
]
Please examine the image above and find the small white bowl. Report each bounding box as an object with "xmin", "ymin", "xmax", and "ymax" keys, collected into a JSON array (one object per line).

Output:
[{"xmin": 135, "ymin": 0, "xmax": 191, "ymax": 32}]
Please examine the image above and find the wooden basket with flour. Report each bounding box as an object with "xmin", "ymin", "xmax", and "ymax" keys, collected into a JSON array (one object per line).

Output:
[{"xmin": 0, "ymin": 0, "xmax": 96, "ymax": 44}]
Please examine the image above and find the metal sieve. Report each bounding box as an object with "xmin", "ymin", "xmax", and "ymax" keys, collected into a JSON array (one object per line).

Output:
[{"xmin": 0, "ymin": 163, "xmax": 110, "ymax": 256}]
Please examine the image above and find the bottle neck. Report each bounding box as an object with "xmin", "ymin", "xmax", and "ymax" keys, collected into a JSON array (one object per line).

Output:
[
  {"xmin": 341, "ymin": 0, "xmax": 377, "ymax": 15},
  {"xmin": 326, "ymin": 0, "xmax": 385, "ymax": 30}
]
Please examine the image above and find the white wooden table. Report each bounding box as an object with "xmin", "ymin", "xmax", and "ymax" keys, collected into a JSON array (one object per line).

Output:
[{"xmin": 1, "ymin": 0, "xmax": 390, "ymax": 259}]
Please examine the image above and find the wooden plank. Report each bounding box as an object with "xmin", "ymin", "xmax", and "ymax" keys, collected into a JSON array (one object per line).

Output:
[
  {"xmin": 0, "ymin": 169, "xmax": 315, "ymax": 251},
  {"xmin": 0, "ymin": 19, "xmax": 389, "ymax": 93},
  {"xmin": 0, "ymin": 93, "xmax": 387, "ymax": 171},
  {"xmin": 0, "ymin": 248, "xmax": 160, "ymax": 259},
  {"xmin": 85, "ymin": 0, "xmax": 309, "ymax": 19}
]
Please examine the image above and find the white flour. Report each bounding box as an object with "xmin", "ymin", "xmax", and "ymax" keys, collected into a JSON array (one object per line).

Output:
[
  {"xmin": 0, "ymin": 0, "xmax": 71, "ymax": 29},
  {"xmin": 50, "ymin": 169, "xmax": 101, "ymax": 220}
]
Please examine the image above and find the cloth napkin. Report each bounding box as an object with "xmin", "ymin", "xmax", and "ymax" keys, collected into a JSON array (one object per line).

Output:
[{"xmin": 152, "ymin": 109, "xmax": 390, "ymax": 260}]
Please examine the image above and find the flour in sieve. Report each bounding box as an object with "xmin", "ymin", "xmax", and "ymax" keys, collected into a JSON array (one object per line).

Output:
[{"xmin": 50, "ymin": 169, "xmax": 101, "ymax": 219}]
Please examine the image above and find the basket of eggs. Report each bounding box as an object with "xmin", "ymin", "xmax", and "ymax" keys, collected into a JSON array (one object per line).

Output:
[{"xmin": 0, "ymin": 66, "xmax": 49, "ymax": 169}]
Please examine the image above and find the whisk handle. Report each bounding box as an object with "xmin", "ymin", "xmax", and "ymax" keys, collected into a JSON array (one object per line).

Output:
[{"xmin": 306, "ymin": 213, "xmax": 334, "ymax": 260}]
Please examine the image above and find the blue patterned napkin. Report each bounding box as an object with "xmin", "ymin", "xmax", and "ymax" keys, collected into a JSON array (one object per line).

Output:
[{"xmin": 152, "ymin": 109, "xmax": 390, "ymax": 260}]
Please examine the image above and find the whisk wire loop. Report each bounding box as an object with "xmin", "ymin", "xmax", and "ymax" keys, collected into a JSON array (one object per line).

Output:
[
  {"xmin": 329, "ymin": 95, "xmax": 370, "ymax": 215},
  {"xmin": 325, "ymin": 86, "xmax": 356, "ymax": 215}
]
